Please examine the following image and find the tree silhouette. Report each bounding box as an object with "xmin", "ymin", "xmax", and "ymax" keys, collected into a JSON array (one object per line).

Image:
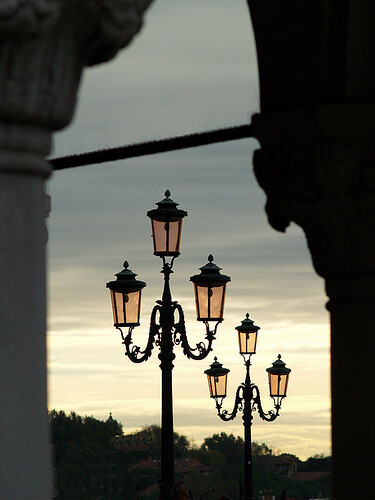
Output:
[{"xmin": 49, "ymin": 411, "xmax": 331, "ymax": 499}]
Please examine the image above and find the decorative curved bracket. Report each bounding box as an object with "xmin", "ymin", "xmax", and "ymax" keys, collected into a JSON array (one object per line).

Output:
[
  {"xmin": 118, "ymin": 304, "xmax": 161, "ymax": 363},
  {"xmin": 161, "ymin": 255, "xmax": 177, "ymax": 271},
  {"xmin": 173, "ymin": 304, "xmax": 218, "ymax": 360},
  {"xmin": 216, "ymin": 385, "xmax": 244, "ymax": 422},
  {"xmin": 252, "ymin": 384, "xmax": 280, "ymax": 422}
]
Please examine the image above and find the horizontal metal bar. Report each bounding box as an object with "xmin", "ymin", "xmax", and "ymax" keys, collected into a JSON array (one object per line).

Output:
[{"xmin": 49, "ymin": 124, "xmax": 253, "ymax": 170}]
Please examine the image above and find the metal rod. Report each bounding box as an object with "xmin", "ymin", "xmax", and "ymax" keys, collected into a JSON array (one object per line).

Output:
[{"xmin": 49, "ymin": 124, "xmax": 253, "ymax": 170}]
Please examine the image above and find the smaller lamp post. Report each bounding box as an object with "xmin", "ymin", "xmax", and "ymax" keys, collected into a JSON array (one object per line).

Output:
[{"xmin": 204, "ymin": 313, "xmax": 291, "ymax": 500}]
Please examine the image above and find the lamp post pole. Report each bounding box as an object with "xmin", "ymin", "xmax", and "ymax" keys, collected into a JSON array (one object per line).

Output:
[
  {"xmin": 159, "ymin": 262, "xmax": 176, "ymax": 499},
  {"xmin": 242, "ymin": 358, "xmax": 254, "ymax": 499},
  {"xmin": 204, "ymin": 314, "xmax": 291, "ymax": 500},
  {"xmin": 106, "ymin": 191, "xmax": 230, "ymax": 500}
]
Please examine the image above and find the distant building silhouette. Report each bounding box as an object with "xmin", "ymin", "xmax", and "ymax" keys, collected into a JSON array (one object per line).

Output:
[{"xmin": 273, "ymin": 454, "xmax": 298, "ymax": 477}]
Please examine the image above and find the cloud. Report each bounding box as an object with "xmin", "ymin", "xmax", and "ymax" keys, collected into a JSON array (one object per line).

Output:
[
  {"xmin": 53, "ymin": 0, "xmax": 258, "ymax": 154},
  {"xmin": 47, "ymin": 0, "xmax": 330, "ymax": 461}
]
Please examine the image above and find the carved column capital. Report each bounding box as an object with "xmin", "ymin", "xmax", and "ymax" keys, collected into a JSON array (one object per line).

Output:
[
  {"xmin": 251, "ymin": 103, "xmax": 375, "ymax": 283},
  {"xmin": 0, "ymin": 0, "xmax": 153, "ymax": 176}
]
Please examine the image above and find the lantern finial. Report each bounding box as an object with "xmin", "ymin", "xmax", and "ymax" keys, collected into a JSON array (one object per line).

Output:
[{"xmin": 165, "ymin": 189, "xmax": 171, "ymax": 198}]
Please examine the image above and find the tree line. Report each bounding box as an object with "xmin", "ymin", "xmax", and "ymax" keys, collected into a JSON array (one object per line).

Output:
[{"xmin": 49, "ymin": 410, "xmax": 330, "ymax": 500}]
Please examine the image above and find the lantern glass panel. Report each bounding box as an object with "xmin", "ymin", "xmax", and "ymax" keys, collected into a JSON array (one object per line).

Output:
[
  {"xmin": 268, "ymin": 372, "xmax": 289, "ymax": 398},
  {"xmin": 151, "ymin": 217, "xmax": 183, "ymax": 255},
  {"xmin": 169, "ymin": 219, "xmax": 182, "ymax": 252},
  {"xmin": 207, "ymin": 373, "xmax": 227, "ymax": 399},
  {"xmin": 194, "ymin": 283, "xmax": 226, "ymax": 321},
  {"xmin": 278, "ymin": 373, "xmax": 289, "ymax": 397},
  {"xmin": 195, "ymin": 284, "xmax": 208, "ymax": 319},
  {"xmin": 210, "ymin": 284, "xmax": 225, "ymax": 319},
  {"xmin": 151, "ymin": 219, "xmax": 166, "ymax": 254},
  {"xmin": 110, "ymin": 289, "xmax": 142, "ymax": 326},
  {"xmin": 238, "ymin": 330, "xmax": 258, "ymax": 355}
]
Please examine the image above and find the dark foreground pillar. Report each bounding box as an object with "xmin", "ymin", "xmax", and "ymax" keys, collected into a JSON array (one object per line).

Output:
[
  {"xmin": 0, "ymin": 1, "xmax": 152, "ymax": 497},
  {"xmin": 250, "ymin": 104, "xmax": 375, "ymax": 500}
]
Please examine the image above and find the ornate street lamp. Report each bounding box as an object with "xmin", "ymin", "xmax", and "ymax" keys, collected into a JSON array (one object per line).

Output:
[
  {"xmin": 147, "ymin": 189, "xmax": 187, "ymax": 257},
  {"xmin": 190, "ymin": 254, "xmax": 230, "ymax": 322},
  {"xmin": 204, "ymin": 313, "xmax": 291, "ymax": 500},
  {"xmin": 106, "ymin": 261, "xmax": 146, "ymax": 327},
  {"xmin": 266, "ymin": 354, "xmax": 291, "ymax": 408},
  {"xmin": 204, "ymin": 357, "xmax": 230, "ymax": 399},
  {"xmin": 106, "ymin": 190, "xmax": 230, "ymax": 500},
  {"xmin": 235, "ymin": 312, "xmax": 260, "ymax": 355}
]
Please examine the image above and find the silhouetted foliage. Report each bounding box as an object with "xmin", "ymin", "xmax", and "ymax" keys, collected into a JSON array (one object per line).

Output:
[
  {"xmin": 201, "ymin": 432, "xmax": 244, "ymax": 464},
  {"xmin": 300, "ymin": 453, "xmax": 331, "ymax": 472},
  {"xmin": 50, "ymin": 412, "xmax": 331, "ymax": 499},
  {"xmin": 115, "ymin": 423, "xmax": 189, "ymax": 459},
  {"xmin": 50, "ymin": 412, "xmax": 190, "ymax": 499},
  {"xmin": 50, "ymin": 410, "xmax": 124, "ymax": 499}
]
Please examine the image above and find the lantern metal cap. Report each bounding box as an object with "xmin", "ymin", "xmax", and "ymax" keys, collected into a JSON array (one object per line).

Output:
[
  {"xmin": 266, "ymin": 354, "xmax": 291, "ymax": 375},
  {"xmin": 204, "ymin": 356, "xmax": 230, "ymax": 376},
  {"xmin": 147, "ymin": 189, "xmax": 188, "ymax": 219},
  {"xmin": 235, "ymin": 313, "xmax": 260, "ymax": 333},
  {"xmin": 190, "ymin": 255, "xmax": 231, "ymax": 284},
  {"xmin": 106, "ymin": 261, "xmax": 146, "ymax": 291}
]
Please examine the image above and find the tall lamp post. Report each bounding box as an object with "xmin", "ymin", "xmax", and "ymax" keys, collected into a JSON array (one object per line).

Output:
[
  {"xmin": 106, "ymin": 190, "xmax": 230, "ymax": 500},
  {"xmin": 204, "ymin": 313, "xmax": 291, "ymax": 500}
]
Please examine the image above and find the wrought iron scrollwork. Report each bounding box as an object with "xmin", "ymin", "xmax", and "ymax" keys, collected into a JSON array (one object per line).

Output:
[
  {"xmin": 119, "ymin": 305, "xmax": 161, "ymax": 363},
  {"xmin": 173, "ymin": 304, "xmax": 218, "ymax": 360},
  {"xmin": 211, "ymin": 376, "xmax": 281, "ymax": 424},
  {"xmin": 252, "ymin": 384, "xmax": 279, "ymax": 422},
  {"xmin": 216, "ymin": 385, "xmax": 244, "ymax": 421}
]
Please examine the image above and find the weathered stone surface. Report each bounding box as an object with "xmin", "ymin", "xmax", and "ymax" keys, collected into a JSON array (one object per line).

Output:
[
  {"xmin": 0, "ymin": 0, "xmax": 153, "ymax": 133},
  {"xmin": 248, "ymin": 4, "xmax": 375, "ymax": 499},
  {"xmin": 251, "ymin": 103, "xmax": 375, "ymax": 500},
  {"xmin": 0, "ymin": 2, "xmax": 153, "ymax": 498},
  {"xmin": 247, "ymin": 0, "xmax": 375, "ymax": 112},
  {"xmin": 251, "ymin": 104, "xmax": 375, "ymax": 279}
]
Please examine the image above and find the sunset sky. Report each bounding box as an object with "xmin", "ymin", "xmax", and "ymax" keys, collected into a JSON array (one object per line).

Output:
[{"xmin": 47, "ymin": 0, "xmax": 330, "ymax": 460}]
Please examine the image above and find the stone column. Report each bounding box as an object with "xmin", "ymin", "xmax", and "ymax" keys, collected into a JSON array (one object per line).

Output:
[
  {"xmin": 0, "ymin": 1, "xmax": 152, "ymax": 498},
  {"xmin": 251, "ymin": 103, "xmax": 375, "ymax": 500}
]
